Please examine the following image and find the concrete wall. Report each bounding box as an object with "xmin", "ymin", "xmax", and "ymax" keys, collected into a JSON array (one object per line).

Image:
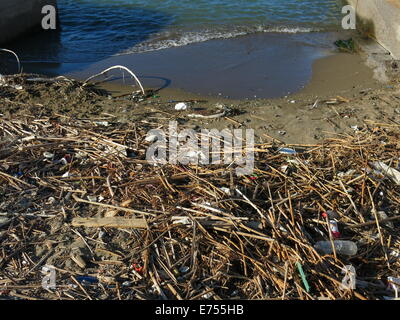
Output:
[
  {"xmin": 0, "ymin": 0, "xmax": 57, "ymax": 44},
  {"xmin": 347, "ymin": 0, "xmax": 400, "ymax": 59}
]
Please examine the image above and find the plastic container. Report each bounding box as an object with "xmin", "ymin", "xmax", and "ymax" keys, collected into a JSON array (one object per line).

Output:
[{"xmin": 314, "ymin": 240, "xmax": 358, "ymax": 256}]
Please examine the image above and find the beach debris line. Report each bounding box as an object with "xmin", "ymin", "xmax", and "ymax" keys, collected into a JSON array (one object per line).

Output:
[
  {"xmin": 174, "ymin": 102, "xmax": 189, "ymax": 111},
  {"xmin": 0, "ymin": 109, "xmax": 400, "ymax": 300}
]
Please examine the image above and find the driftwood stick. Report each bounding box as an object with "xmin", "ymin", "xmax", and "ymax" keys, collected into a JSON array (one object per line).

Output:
[{"xmin": 71, "ymin": 217, "xmax": 148, "ymax": 229}]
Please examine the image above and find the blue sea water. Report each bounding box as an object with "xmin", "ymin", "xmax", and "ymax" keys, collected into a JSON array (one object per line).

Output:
[{"xmin": 7, "ymin": 0, "xmax": 344, "ymax": 64}]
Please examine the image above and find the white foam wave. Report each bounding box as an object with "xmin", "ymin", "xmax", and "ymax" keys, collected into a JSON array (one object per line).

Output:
[{"xmin": 115, "ymin": 25, "xmax": 320, "ymax": 55}]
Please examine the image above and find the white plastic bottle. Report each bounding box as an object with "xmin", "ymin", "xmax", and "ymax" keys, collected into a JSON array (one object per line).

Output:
[{"xmin": 314, "ymin": 240, "xmax": 358, "ymax": 256}]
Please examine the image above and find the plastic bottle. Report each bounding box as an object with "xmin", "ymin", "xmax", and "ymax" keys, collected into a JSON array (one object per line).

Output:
[{"xmin": 314, "ymin": 240, "xmax": 358, "ymax": 256}]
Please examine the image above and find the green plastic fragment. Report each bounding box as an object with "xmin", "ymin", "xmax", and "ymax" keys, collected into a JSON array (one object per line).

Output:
[{"xmin": 296, "ymin": 261, "xmax": 310, "ymax": 293}]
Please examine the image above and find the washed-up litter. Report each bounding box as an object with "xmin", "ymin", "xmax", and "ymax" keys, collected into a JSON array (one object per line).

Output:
[
  {"xmin": 145, "ymin": 134, "xmax": 158, "ymax": 143},
  {"xmin": 0, "ymin": 104, "xmax": 400, "ymax": 300},
  {"xmin": 329, "ymin": 220, "xmax": 341, "ymax": 239},
  {"xmin": 174, "ymin": 102, "xmax": 189, "ymax": 111},
  {"xmin": 278, "ymin": 147, "xmax": 297, "ymax": 155},
  {"xmin": 387, "ymin": 277, "xmax": 400, "ymax": 299},
  {"xmin": 76, "ymin": 276, "xmax": 99, "ymax": 285},
  {"xmin": 314, "ymin": 240, "xmax": 358, "ymax": 256},
  {"xmin": 370, "ymin": 161, "xmax": 400, "ymax": 185},
  {"xmin": 187, "ymin": 103, "xmax": 229, "ymax": 119}
]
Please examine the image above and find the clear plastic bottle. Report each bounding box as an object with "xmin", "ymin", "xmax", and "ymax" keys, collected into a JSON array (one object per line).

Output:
[{"xmin": 314, "ymin": 240, "xmax": 358, "ymax": 256}]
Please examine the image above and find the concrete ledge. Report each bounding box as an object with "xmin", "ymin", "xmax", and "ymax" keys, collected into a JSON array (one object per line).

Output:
[
  {"xmin": 347, "ymin": 0, "xmax": 400, "ymax": 59},
  {"xmin": 0, "ymin": 0, "xmax": 57, "ymax": 44}
]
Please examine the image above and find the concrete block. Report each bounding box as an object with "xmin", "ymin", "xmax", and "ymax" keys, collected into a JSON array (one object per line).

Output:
[
  {"xmin": 0, "ymin": 0, "xmax": 57, "ymax": 44},
  {"xmin": 347, "ymin": 0, "xmax": 400, "ymax": 59}
]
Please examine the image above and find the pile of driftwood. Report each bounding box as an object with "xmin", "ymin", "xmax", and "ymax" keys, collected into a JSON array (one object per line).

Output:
[{"xmin": 0, "ymin": 108, "xmax": 400, "ymax": 300}]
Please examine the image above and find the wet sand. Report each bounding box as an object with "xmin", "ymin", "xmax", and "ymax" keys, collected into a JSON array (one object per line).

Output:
[
  {"xmin": 83, "ymin": 49, "xmax": 391, "ymax": 145},
  {"xmin": 2, "ymin": 32, "xmax": 398, "ymax": 146},
  {"xmin": 67, "ymin": 32, "xmax": 352, "ymax": 99}
]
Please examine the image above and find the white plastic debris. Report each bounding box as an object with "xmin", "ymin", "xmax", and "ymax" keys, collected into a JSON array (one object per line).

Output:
[
  {"xmin": 43, "ymin": 152, "xmax": 54, "ymax": 159},
  {"xmin": 387, "ymin": 277, "xmax": 400, "ymax": 298},
  {"xmin": 94, "ymin": 121, "xmax": 110, "ymax": 127},
  {"xmin": 390, "ymin": 250, "xmax": 400, "ymax": 259},
  {"xmin": 310, "ymin": 99, "xmax": 319, "ymax": 110},
  {"xmin": 202, "ymin": 292, "xmax": 213, "ymax": 299},
  {"xmin": 337, "ymin": 169, "xmax": 356, "ymax": 178},
  {"xmin": 179, "ymin": 266, "xmax": 190, "ymax": 273},
  {"xmin": 61, "ymin": 171, "xmax": 70, "ymax": 178},
  {"xmin": 376, "ymin": 211, "xmax": 394, "ymax": 228},
  {"xmin": 98, "ymin": 230, "xmax": 106, "ymax": 240},
  {"xmin": 278, "ymin": 147, "xmax": 297, "ymax": 155},
  {"xmin": 145, "ymin": 134, "xmax": 158, "ymax": 143},
  {"xmin": 178, "ymin": 150, "xmax": 207, "ymax": 163},
  {"xmin": 47, "ymin": 197, "xmax": 56, "ymax": 204},
  {"xmin": 371, "ymin": 161, "xmax": 400, "ymax": 185},
  {"xmin": 75, "ymin": 151, "xmax": 87, "ymax": 159},
  {"xmin": 175, "ymin": 102, "xmax": 188, "ymax": 111},
  {"xmin": 281, "ymin": 165, "xmax": 289, "ymax": 173},
  {"xmin": 172, "ymin": 216, "xmax": 192, "ymax": 226},
  {"xmin": 219, "ymin": 187, "xmax": 231, "ymax": 195},
  {"xmin": 87, "ymin": 195, "xmax": 97, "ymax": 202}
]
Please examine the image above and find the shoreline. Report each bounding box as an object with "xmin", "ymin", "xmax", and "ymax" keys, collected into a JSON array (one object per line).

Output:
[
  {"xmin": 70, "ymin": 49, "xmax": 390, "ymax": 145},
  {"xmin": 1, "ymin": 30, "xmax": 400, "ymax": 302},
  {"xmin": 1, "ymin": 31, "xmax": 398, "ymax": 146},
  {"xmin": 67, "ymin": 31, "xmax": 348, "ymax": 100}
]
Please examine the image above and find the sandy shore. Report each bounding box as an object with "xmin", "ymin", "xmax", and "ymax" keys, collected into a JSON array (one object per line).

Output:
[
  {"xmin": 1, "ymin": 39, "xmax": 400, "ymax": 301},
  {"xmin": 71, "ymin": 50, "xmax": 398, "ymax": 145},
  {"xmin": 1, "ymin": 42, "xmax": 399, "ymax": 146}
]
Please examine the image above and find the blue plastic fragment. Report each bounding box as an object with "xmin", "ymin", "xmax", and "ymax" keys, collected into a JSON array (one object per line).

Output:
[{"xmin": 76, "ymin": 276, "xmax": 99, "ymax": 284}]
